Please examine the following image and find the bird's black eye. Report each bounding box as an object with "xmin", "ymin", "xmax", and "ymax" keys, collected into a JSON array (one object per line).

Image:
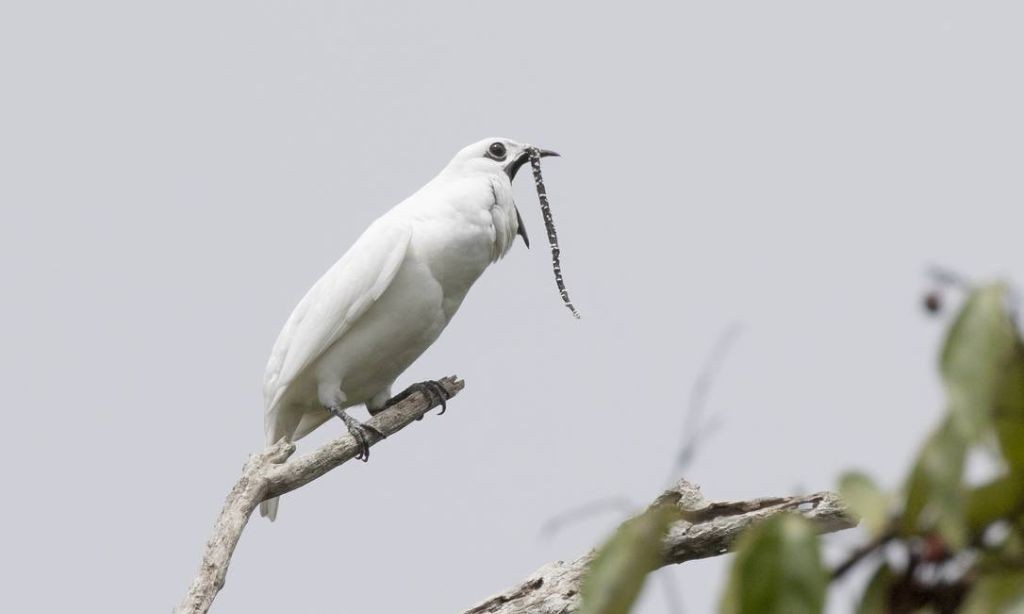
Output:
[{"xmin": 487, "ymin": 142, "xmax": 507, "ymax": 160}]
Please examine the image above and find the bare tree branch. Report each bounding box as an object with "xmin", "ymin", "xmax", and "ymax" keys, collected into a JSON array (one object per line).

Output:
[
  {"xmin": 464, "ymin": 480, "xmax": 856, "ymax": 614},
  {"xmin": 177, "ymin": 380, "xmax": 852, "ymax": 614},
  {"xmin": 175, "ymin": 376, "xmax": 465, "ymax": 614}
]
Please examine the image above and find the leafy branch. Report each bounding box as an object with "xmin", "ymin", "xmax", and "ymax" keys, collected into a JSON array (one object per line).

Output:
[{"xmin": 567, "ymin": 277, "xmax": 1024, "ymax": 614}]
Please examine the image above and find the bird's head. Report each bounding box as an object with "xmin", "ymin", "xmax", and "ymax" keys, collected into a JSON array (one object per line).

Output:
[{"xmin": 445, "ymin": 137, "xmax": 559, "ymax": 181}]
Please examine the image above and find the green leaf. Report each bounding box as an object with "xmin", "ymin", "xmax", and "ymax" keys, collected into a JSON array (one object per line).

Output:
[
  {"xmin": 940, "ymin": 282, "xmax": 1024, "ymax": 446},
  {"xmin": 903, "ymin": 282, "xmax": 1024, "ymax": 546},
  {"xmin": 855, "ymin": 564, "xmax": 893, "ymax": 614},
  {"xmin": 839, "ymin": 472, "xmax": 891, "ymax": 536},
  {"xmin": 961, "ymin": 570, "xmax": 1024, "ymax": 614},
  {"xmin": 579, "ymin": 503, "xmax": 680, "ymax": 614},
  {"xmin": 997, "ymin": 417, "xmax": 1024, "ymax": 474},
  {"xmin": 994, "ymin": 346, "xmax": 1024, "ymax": 472},
  {"xmin": 965, "ymin": 473, "xmax": 1024, "ymax": 531},
  {"xmin": 720, "ymin": 514, "xmax": 827, "ymax": 614},
  {"xmin": 902, "ymin": 418, "xmax": 968, "ymax": 546}
]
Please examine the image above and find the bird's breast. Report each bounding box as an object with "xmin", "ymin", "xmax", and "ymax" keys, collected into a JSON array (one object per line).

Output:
[
  {"xmin": 407, "ymin": 176, "xmax": 515, "ymax": 312},
  {"xmin": 411, "ymin": 215, "xmax": 494, "ymax": 314}
]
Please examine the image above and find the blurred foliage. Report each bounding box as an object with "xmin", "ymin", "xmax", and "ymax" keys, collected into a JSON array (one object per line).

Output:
[
  {"xmin": 840, "ymin": 472, "xmax": 893, "ymax": 537},
  {"xmin": 577, "ymin": 280, "xmax": 1024, "ymax": 614},
  {"xmin": 579, "ymin": 502, "xmax": 681, "ymax": 614},
  {"xmin": 720, "ymin": 514, "xmax": 828, "ymax": 614}
]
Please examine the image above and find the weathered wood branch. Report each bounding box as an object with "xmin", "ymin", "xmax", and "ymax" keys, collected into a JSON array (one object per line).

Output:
[
  {"xmin": 464, "ymin": 480, "xmax": 856, "ymax": 614},
  {"xmin": 176, "ymin": 376, "xmax": 465, "ymax": 614}
]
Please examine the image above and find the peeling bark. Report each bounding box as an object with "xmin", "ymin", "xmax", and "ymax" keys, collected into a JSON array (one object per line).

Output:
[{"xmin": 464, "ymin": 480, "xmax": 855, "ymax": 614}]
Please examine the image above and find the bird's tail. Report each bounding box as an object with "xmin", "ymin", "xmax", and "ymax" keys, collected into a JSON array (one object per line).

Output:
[
  {"xmin": 261, "ymin": 405, "xmax": 299, "ymax": 522},
  {"xmin": 261, "ymin": 403, "xmax": 324, "ymax": 521},
  {"xmin": 260, "ymin": 497, "xmax": 280, "ymax": 521}
]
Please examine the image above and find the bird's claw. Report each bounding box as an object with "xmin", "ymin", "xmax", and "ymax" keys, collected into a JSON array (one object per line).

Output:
[
  {"xmin": 423, "ymin": 380, "xmax": 451, "ymax": 414},
  {"xmin": 414, "ymin": 380, "xmax": 452, "ymax": 415},
  {"xmin": 384, "ymin": 380, "xmax": 453, "ymax": 417},
  {"xmin": 330, "ymin": 406, "xmax": 384, "ymax": 462},
  {"xmin": 351, "ymin": 422, "xmax": 386, "ymax": 462}
]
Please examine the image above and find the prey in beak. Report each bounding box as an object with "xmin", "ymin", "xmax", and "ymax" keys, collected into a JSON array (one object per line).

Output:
[
  {"xmin": 505, "ymin": 148, "xmax": 559, "ymax": 181},
  {"xmin": 506, "ymin": 148, "xmax": 559, "ymax": 248}
]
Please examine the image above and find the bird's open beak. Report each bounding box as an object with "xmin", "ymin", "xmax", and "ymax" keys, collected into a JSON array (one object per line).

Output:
[
  {"xmin": 507, "ymin": 147, "xmax": 558, "ymax": 248},
  {"xmin": 504, "ymin": 148, "xmax": 559, "ymax": 181},
  {"xmin": 515, "ymin": 207, "xmax": 530, "ymax": 248}
]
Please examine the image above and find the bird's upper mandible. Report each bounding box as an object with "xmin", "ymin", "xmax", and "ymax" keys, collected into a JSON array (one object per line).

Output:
[{"xmin": 442, "ymin": 137, "xmax": 559, "ymax": 182}]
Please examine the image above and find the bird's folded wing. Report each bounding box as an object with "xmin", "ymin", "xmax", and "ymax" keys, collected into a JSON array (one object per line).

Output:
[{"xmin": 263, "ymin": 218, "xmax": 412, "ymax": 411}]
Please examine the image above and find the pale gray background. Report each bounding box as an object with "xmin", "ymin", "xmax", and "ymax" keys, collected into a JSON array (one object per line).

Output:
[{"xmin": 2, "ymin": 1, "xmax": 1022, "ymax": 612}]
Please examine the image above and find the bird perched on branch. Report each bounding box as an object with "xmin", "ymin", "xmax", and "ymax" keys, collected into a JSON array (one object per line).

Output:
[{"xmin": 260, "ymin": 138, "xmax": 558, "ymax": 520}]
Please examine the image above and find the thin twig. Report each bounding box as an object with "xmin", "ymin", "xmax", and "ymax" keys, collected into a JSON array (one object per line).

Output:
[
  {"xmin": 539, "ymin": 497, "xmax": 636, "ymax": 540},
  {"xmin": 666, "ymin": 323, "xmax": 742, "ymax": 484},
  {"xmin": 926, "ymin": 265, "xmax": 973, "ymax": 290},
  {"xmin": 831, "ymin": 527, "xmax": 897, "ymax": 580}
]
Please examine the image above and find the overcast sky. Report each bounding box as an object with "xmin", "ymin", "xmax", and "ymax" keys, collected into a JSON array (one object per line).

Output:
[{"xmin": 2, "ymin": 2, "xmax": 1023, "ymax": 613}]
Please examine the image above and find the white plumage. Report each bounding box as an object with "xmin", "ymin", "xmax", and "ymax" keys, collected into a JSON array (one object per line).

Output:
[{"xmin": 260, "ymin": 138, "xmax": 553, "ymax": 520}]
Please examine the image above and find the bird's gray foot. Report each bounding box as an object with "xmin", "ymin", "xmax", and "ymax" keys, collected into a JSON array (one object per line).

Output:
[
  {"xmin": 384, "ymin": 380, "xmax": 452, "ymax": 417},
  {"xmin": 328, "ymin": 406, "xmax": 384, "ymax": 462}
]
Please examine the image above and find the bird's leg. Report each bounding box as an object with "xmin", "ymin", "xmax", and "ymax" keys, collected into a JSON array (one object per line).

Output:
[
  {"xmin": 327, "ymin": 405, "xmax": 384, "ymax": 462},
  {"xmin": 383, "ymin": 380, "xmax": 453, "ymax": 417}
]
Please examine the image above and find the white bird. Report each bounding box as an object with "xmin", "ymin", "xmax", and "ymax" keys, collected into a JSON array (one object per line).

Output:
[{"xmin": 260, "ymin": 138, "xmax": 558, "ymax": 520}]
